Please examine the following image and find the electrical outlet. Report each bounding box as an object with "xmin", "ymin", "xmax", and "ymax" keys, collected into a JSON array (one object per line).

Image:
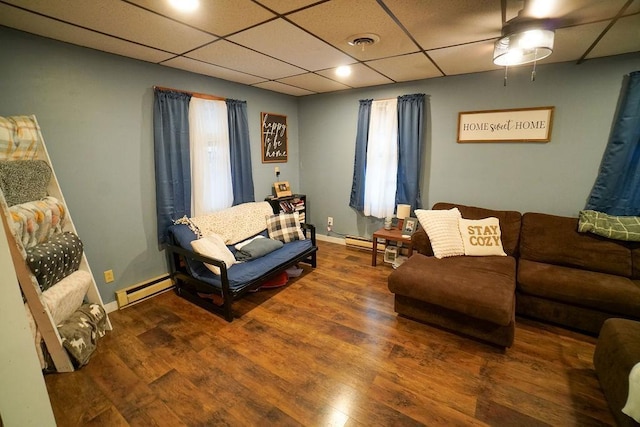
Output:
[
  {"xmin": 328, "ymin": 217, "xmax": 333, "ymax": 227},
  {"xmin": 104, "ymin": 269, "xmax": 115, "ymax": 283}
]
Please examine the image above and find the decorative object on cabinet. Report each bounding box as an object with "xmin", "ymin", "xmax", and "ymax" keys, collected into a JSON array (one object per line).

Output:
[
  {"xmin": 0, "ymin": 115, "xmax": 112, "ymax": 372},
  {"xmin": 273, "ymin": 180, "xmax": 292, "ymax": 198}
]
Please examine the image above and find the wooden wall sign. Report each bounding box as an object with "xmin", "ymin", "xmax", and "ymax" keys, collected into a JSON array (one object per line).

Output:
[
  {"xmin": 261, "ymin": 112, "xmax": 288, "ymax": 163},
  {"xmin": 457, "ymin": 106, "xmax": 554, "ymax": 143}
]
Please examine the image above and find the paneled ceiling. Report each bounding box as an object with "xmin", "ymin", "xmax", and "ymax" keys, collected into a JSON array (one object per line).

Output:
[{"xmin": 1, "ymin": 0, "xmax": 639, "ymax": 96}]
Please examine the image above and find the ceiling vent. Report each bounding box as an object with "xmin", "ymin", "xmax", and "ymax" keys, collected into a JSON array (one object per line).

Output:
[{"xmin": 346, "ymin": 33, "xmax": 380, "ymax": 51}]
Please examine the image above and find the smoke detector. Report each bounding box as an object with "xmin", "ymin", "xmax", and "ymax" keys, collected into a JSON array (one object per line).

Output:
[{"xmin": 346, "ymin": 33, "xmax": 380, "ymax": 51}]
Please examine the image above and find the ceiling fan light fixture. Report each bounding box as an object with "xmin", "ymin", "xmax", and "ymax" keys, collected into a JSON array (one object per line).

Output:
[
  {"xmin": 168, "ymin": 0, "xmax": 199, "ymax": 13},
  {"xmin": 493, "ymin": 27, "xmax": 554, "ymax": 66}
]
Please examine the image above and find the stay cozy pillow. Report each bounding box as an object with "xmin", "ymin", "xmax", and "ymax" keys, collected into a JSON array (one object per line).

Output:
[
  {"xmin": 266, "ymin": 212, "xmax": 305, "ymax": 243},
  {"xmin": 414, "ymin": 208, "xmax": 464, "ymax": 259},
  {"xmin": 458, "ymin": 217, "xmax": 506, "ymax": 256},
  {"xmin": 190, "ymin": 233, "xmax": 236, "ymax": 275}
]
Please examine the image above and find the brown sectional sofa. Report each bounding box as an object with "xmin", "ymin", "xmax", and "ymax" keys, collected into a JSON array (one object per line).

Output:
[
  {"xmin": 388, "ymin": 202, "xmax": 640, "ymax": 346},
  {"xmin": 388, "ymin": 203, "xmax": 522, "ymax": 348},
  {"xmin": 388, "ymin": 201, "xmax": 640, "ymax": 425},
  {"xmin": 518, "ymin": 212, "xmax": 640, "ymax": 334},
  {"xmin": 594, "ymin": 318, "xmax": 640, "ymax": 427}
]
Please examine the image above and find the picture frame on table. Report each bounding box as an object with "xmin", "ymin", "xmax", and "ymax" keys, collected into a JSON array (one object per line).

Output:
[
  {"xmin": 273, "ymin": 181, "xmax": 292, "ymax": 198},
  {"xmin": 402, "ymin": 217, "xmax": 418, "ymax": 238}
]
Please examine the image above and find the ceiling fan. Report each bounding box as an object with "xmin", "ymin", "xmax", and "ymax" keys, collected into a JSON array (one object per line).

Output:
[{"xmin": 493, "ymin": 0, "xmax": 559, "ymax": 68}]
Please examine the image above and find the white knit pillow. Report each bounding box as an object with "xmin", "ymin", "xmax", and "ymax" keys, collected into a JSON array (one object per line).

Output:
[{"xmin": 415, "ymin": 208, "xmax": 464, "ymax": 259}]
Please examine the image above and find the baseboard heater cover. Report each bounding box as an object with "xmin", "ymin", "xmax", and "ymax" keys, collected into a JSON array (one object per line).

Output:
[
  {"xmin": 116, "ymin": 274, "xmax": 174, "ymax": 309},
  {"xmin": 345, "ymin": 235, "xmax": 385, "ymax": 252}
]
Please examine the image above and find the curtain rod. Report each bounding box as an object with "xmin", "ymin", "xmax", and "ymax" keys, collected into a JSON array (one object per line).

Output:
[{"xmin": 153, "ymin": 85, "xmax": 226, "ymax": 101}]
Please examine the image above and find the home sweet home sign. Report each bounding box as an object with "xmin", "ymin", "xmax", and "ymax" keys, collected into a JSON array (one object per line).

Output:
[
  {"xmin": 457, "ymin": 106, "xmax": 554, "ymax": 143},
  {"xmin": 261, "ymin": 112, "xmax": 288, "ymax": 163}
]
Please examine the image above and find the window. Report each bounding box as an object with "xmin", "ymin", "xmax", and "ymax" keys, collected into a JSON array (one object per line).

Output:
[{"xmin": 189, "ymin": 98, "xmax": 233, "ymax": 216}]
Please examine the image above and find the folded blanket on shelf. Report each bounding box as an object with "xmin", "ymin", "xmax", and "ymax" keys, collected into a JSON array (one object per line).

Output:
[
  {"xmin": 26, "ymin": 231, "xmax": 83, "ymax": 291},
  {"xmin": 57, "ymin": 303, "xmax": 107, "ymax": 367},
  {"xmin": 41, "ymin": 270, "xmax": 92, "ymax": 325},
  {"xmin": 10, "ymin": 196, "xmax": 66, "ymax": 248}
]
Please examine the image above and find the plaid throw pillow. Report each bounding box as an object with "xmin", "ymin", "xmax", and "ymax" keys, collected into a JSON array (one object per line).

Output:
[{"xmin": 266, "ymin": 212, "xmax": 305, "ymax": 243}]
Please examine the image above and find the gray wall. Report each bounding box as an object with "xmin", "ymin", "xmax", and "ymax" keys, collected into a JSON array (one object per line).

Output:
[
  {"xmin": 299, "ymin": 53, "xmax": 640, "ymax": 237},
  {"xmin": 1, "ymin": 24, "xmax": 639, "ymax": 305},
  {"xmin": 0, "ymin": 26, "xmax": 299, "ymax": 304}
]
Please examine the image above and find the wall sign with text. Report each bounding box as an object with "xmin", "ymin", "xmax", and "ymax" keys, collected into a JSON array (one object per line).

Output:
[
  {"xmin": 457, "ymin": 106, "xmax": 554, "ymax": 143},
  {"xmin": 261, "ymin": 112, "xmax": 288, "ymax": 163}
]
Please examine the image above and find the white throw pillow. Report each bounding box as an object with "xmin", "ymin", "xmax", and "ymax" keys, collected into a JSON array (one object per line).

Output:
[
  {"xmin": 190, "ymin": 234, "xmax": 236, "ymax": 275},
  {"xmin": 458, "ymin": 217, "xmax": 507, "ymax": 256},
  {"xmin": 414, "ymin": 208, "xmax": 464, "ymax": 259}
]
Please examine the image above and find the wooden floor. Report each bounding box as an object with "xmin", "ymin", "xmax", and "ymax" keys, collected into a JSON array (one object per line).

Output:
[{"xmin": 45, "ymin": 240, "xmax": 615, "ymax": 426}]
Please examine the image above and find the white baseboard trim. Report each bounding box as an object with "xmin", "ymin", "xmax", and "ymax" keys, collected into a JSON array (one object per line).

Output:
[
  {"xmin": 104, "ymin": 300, "xmax": 118, "ymax": 313},
  {"xmin": 316, "ymin": 234, "xmax": 345, "ymax": 245}
]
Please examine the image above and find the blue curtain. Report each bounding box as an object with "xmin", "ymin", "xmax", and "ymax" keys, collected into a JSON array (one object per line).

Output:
[
  {"xmin": 396, "ymin": 94, "xmax": 425, "ymax": 212},
  {"xmin": 153, "ymin": 89, "xmax": 192, "ymax": 244},
  {"xmin": 226, "ymin": 99, "xmax": 255, "ymax": 205},
  {"xmin": 586, "ymin": 71, "xmax": 640, "ymax": 215},
  {"xmin": 349, "ymin": 99, "xmax": 372, "ymax": 211}
]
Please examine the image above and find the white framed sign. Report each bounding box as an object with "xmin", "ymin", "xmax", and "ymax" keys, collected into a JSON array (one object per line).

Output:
[{"xmin": 457, "ymin": 106, "xmax": 554, "ymax": 143}]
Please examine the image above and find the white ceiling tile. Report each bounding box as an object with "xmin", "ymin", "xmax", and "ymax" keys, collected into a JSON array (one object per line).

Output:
[
  {"xmin": 385, "ymin": 0, "xmax": 503, "ymax": 50},
  {"xmin": 541, "ymin": 22, "xmax": 610, "ymax": 64},
  {"xmin": 586, "ymin": 14, "xmax": 640, "ymax": 59},
  {"xmin": 428, "ymin": 40, "xmax": 500, "ymax": 76},
  {"xmin": 228, "ymin": 18, "xmax": 354, "ymax": 71},
  {"xmin": 256, "ymin": 0, "xmax": 321, "ymax": 14},
  {"xmin": 162, "ymin": 57, "xmax": 266, "ymax": 85},
  {"xmin": 0, "ymin": 4, "xmax": 174, "ymax": 63},
  {"xmin": 366, "ymin": 53, "xmax": 443, "ymax": 82},
  {"xmin": 1, "ymin": 0, "xmax": 216, "ymax": 53},
  {"xmin": 127, "ymin": 0, "xmax": 275, "ymax": 36},
  {"xmin": 276, "ymin": 73, "xmax": 351, "ymax": 93},
  {"xmin": 253, "ymin": 81, "xmax": 316, "ymax": 97},
  {"xmin": 316, "ymin": 63, "xmax": 394, "ymax": 88},
  {"xmin": 288, "ymin": 0, "xmax": 417, "ymax": 61},
  {"xmin": 187, "ymin": 40, "xmax": 305, "ymax": 80}
]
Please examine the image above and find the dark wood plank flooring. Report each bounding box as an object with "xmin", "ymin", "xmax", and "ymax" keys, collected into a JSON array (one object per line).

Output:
[{"xmin": 45, "ymin": 240, "xmax": 615, "ymax": 426}]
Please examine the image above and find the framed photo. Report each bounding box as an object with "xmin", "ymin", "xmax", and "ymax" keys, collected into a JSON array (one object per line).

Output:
[
  {"xmin": 261, "ymin": 112, "xmax": 288, "ymax": 163},
  {"xmin": 457, "ymin": 106, "xmax": 554, "ymax": 143},
  {"xmin": 402, "ymin": 217, "xmax": 418, "ymax": 237},
  {"xmin": 274, "ymin": 181, "xmax": 292, "ymax": 198}
]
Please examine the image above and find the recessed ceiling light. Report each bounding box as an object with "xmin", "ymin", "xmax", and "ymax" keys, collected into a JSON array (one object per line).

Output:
[
  {"xmin": 169, "ymin": 0, "xmax": 199, "ymax": 13},
  {"xmin": 336, "ymin": 66, "xmax": 352, "ymax": 77}
]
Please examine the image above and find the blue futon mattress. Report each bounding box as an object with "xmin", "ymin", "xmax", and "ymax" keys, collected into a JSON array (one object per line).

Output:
[{"xmin": 169, "ymin": 224, "xmax": 312, "ymax": 292}]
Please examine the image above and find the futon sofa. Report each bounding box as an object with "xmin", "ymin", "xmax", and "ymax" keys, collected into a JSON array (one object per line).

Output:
[
  {"xmin": 166, "ymin": 201, "xmax": 317, "ymax": 321},
  {"xmin": 388, "ymin": 202, "xmax": 640, "ymax": 348}
]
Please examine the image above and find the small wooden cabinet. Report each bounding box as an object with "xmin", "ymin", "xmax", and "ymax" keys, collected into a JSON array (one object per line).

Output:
[{"xmin": 266, "ymin": 194, "xmax": 307, "ymax": 223}]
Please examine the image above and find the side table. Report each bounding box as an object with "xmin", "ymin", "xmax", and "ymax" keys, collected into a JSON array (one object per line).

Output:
[{"xmin": 371, "ymin": 227, "xmax": 414, "ymax": 266}]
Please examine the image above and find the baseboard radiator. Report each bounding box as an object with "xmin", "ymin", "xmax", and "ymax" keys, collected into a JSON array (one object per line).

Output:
[
  {"xmin": 116, "ymin": 274, "xmax": 174, "ymax": 309},
  {"xmin": 345, "ymin": 235, "xmax": 386, "ymax": 252}
]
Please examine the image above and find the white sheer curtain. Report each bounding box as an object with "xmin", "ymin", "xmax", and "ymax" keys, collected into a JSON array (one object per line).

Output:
[
  {"xmin": 189, "ymin": 98, "xmax": 233, "ymax": 216},
  {"xmin": 364, "ymin": 98, "xmax": 398, "ymax": 218}
]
